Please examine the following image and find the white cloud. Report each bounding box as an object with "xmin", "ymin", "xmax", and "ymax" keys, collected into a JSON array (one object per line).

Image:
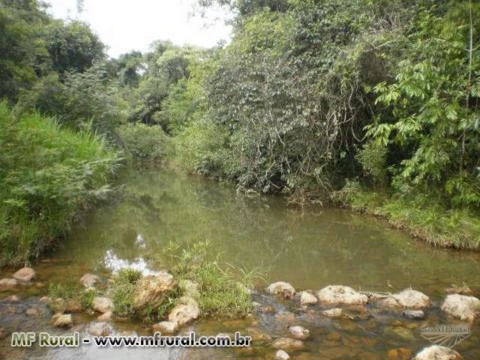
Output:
[{"xmin": 45, "ymin": 0, "xmax": 232, "ymax": 58}]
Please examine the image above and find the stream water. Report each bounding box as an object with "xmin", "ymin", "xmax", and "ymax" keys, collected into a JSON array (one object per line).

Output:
[{"xmin": 1, "ymin": 167, "xmax": 479, "ymax": 359}]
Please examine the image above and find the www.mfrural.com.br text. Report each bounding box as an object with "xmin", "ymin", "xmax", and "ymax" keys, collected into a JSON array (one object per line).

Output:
[{"xmin": 11, "ymin": 331, "xmax": 252, "ymax": 348}]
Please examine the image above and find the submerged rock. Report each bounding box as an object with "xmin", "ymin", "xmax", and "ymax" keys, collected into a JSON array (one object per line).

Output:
[
  {"xmin": 65, "ymin": 299, "xmax": 83, "ymax": 313},
  {"xmin": 52, "ymin": 313, "xmax": 73, "ymax": 328},
  {"xmin": 168, "ymin": 296, "xmax": 200, "ymax": 326},
  {"xmin": 299, "ymin": 291, "xmax": 318, "ymax": 306},
  {"xmin": 274, "ymin": 311, "xmax": 296, "ymax": 325},
  {"xmin": 153, "ymin": 321, "xmax": 178, "ymax": 335},
  {"xmin": 26, "ymin": 307, "xmax": 41, "ymax": 317},
  {"xmin": 80, "ymin": 273, "xmax": 99, "ymax": 289},
  {"xmin": 246, "ymin": 327, "xmax": 272, "ymax": 342},
  {"xmin": 0, "ymin": 278, "xmax": 18, "ymax": 290},
  {"xmin": 316, "ymin": 285, "xmax": 368, "ymax": 306},
  {"xmin": 441, "ymin": 294, "xmax": 480, "ymax": 322},
  {"xmin": 88, "ymin": 322, "xmax": 112, "ymax": 336},
  {"xmin": 288, "ymin": 325, "xmax": 310, "ymax": 340},
  {"xmin": 272, "ymin": 337, "xmax": 304, "ymax": 351},
  {"xmin": 275, "ymin": 349, "xmax": 290, "ymax": 360},
  {"xmin": 39, "ymin": 296, "xmax": 51, "ymax": 304},
  {"xmin": 92, "ymin": 297, "xmax": 113, "ymax": 314},
  {"xmin": 413, "ymin": 345, "xmax": 462, "ymax": 360},
  {"xmin": 133, "ymin": 272, "xmax": 176, "ymax": 313},
  {"xmin": 387, "ymin": 348, "xmax": 412, "ymax": 360},
  {"xmin": 97, "ymin": 311, "xmax": 113, "ymax": 322},
  {"xmin": 321, "ymin": 308, "xmax": 343, "ymax": 318},
  {"xmin": 13, "ymin": 267, "xmax": 35, "ymax": 282},
  {"xmin": 267, "ymin": 282, "xmax": 296, "ymax": 300},
  {"xmin": 402, "ymin": 310, "xmax": 425, "ymax": 320}
]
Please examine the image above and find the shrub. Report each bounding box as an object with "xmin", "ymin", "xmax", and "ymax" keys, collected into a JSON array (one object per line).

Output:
[
  {"xmin": 117, "ymin": 123, "xmax": 169, "ymax": 162},
  {"xmin": 0, "ymin": 102, "xmax": 120, "ymax": 266}
]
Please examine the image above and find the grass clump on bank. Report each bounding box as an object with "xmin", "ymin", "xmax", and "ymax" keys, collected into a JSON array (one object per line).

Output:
[
  {"xmin": 0, "ymin": 102, "xmax": 121, "ymax": 266},
  {"xmin": 166, "ymin": 240, "xmax": 255, "ymax": 318},
  {"xmin": 48, "ymin": 282, "xmax": 96, "ymax": 309},
  {"xmin": 334, "ymin": 181, "xmax": 480, "ymax": 250},
  {"xmin": 112, "ymin": 241, "xmax": 256, "ymax": 322}
]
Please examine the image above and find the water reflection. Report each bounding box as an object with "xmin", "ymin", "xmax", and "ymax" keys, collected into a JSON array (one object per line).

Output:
[{"xmin": 103, "ymin": 250, "xmax": 159, "ymax": 276}]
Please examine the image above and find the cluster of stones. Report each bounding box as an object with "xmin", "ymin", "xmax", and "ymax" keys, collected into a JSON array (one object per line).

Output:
[
  {"xmin": 1, "ymin": 267, "xmax": 202, "ymax": 337},
  {"xmin": 266, "ymin": 281, "xmax": 480, "ymax": 360}
]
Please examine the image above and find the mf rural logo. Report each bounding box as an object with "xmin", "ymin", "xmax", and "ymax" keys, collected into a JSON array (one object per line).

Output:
[{"xmin": 420, "ymin": 325, "xmax": 471, "ymax": 348}]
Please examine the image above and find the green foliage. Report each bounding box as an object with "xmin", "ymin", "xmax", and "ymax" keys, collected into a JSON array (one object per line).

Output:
[
  {"xmin": 48, "ymin": 282, "xmax": 95, "ymax": 308},
  {"xmin": 112, "ymin": 269, "xmax": 141, "ymax": 317},
  {"xmin": 0, "ymin": 102, "xmax": 120, "ymax": 265},
  {"xmin": 336, "ymin": 183, "xmax": 480, "ymax": 250},
  {"xmin": 166, "ymin": 240, "xmax": 253, "ymax": 318},
  {"xmin": 369, "ymin": 1, "xmax": 480, "ymax": 209},
  {"xmin": 356, "ymin": 141, "xmax": 388, "ymax": 186},
  {"xmin": 0, "ymin": 0, "xmax": 49, "ymax": 101},
  {"xmin": 117, "ymin": 123, "xmax": 169, "ymax": 162},
  {"xmin": 45, "ymin": 19, "xmax": 105, "ymax": 76}
]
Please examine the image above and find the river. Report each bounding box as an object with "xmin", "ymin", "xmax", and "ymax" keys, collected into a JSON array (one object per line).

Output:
[{"xmin": 1, "ymin": 167, "xmax": 479, "ymax": 359}]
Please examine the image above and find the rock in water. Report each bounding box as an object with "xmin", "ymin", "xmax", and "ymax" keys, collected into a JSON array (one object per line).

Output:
[
  {"xmin": 153, "ymin": 321, "xmax": 178, "ymax": 335},
  {"xmin": 266, "ymin": 282, "xmax": 296, "ymax": 299},
  {"xmin": 168, "ymin": 296, "xmax": 200, "ymax": 326},
  {"xmin": 80, "ymin": 273, "xmax": 99, "ymax": 289},
  {"xmin": 275, "ymin": 349, "xmax": 290, "ymax": 360},
  {"xmin": 402, "ymin": 310, "xmax": 425, "ymax": 320},
  {"xmin": 393, "ymin": 289, "xmax": 430, "ymax": 309},
  {"xmin": 272, "ymin": 337, "xmax": 304, "ymax": 351},
  {"xmin": 97, "ymin": 311, "xmax": 113, "ymax": 322},
  {"xmin": 0, "ymin": 278, "xmax": 18, "ymax": 290},
  {"xmin": 316, "ymin": 285, "xmax": 368, "ymax": 306},
  {"xmin": 65, "ymin": 299, "xmax": 83, "ymax": 313},
  {"xmin": 133, "ymin": 272, "xmax": 176, "ymax": 313},
  {"xmin": 92, "ymin": 297, "xmax": 113, "ymax": 313},
  {"xmin": 88, "ymin": 322, "xmax": 112, "ymax": 336},
  {"xmin": 413, "ymin": 345, "xmax": 462, "ymax": 360},
  {"xmin": 441, "ymin": 294, "xmax": 480, "ymax": 322},
  {"xmin": 13, "ymin": 267, "xmax": 35, "ymax": 282},
  {"xmin": 387, "ymin": 348, "xmax": 413, "ymax": 360},
  {"xmin": 288, "ymin": 326, "xmax": 310, "ymax": 340},
  {"xmin": 51, "ymin": 313, "xmax": 73, "ymax": 328},
  {"xmin": 299, "ymin": 291, "xmax": 318, "ymax": 305},
  {"xmin": 321, "ymin": 308, "xmax": 343, "ymax": 318}
]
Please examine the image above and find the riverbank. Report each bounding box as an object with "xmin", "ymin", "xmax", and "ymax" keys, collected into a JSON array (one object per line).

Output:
[
  {"xmin": 0, "ymin": 103, "xmax": 121, "ymax": 267},
  {"xmin": 333, "ymin": 183, "xmax": 480, "ymax": 251}
]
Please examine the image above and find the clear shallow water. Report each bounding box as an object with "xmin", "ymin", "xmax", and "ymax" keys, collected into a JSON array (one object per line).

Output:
[
  {"xmin": 1, "ymin": 166, "xmax": 480, "ymax": 359},
  {"xmin": 48, "ymin": 167, "xmax": 480, "ymax": 295}
]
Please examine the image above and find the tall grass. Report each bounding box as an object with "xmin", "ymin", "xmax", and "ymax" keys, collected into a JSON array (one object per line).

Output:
[
  {"xmin": 0, "ymin": 101, "xmax": 121, "ymax": 266},
  {"xmin": 334, "ymin": 181, "xmax": 480, "ymax": 250}
]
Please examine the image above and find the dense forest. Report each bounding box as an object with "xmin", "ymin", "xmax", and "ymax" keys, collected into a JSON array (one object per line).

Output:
[{"xmin": 0, "ymin": 0, "xmax": 479, "ymax": 266}]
